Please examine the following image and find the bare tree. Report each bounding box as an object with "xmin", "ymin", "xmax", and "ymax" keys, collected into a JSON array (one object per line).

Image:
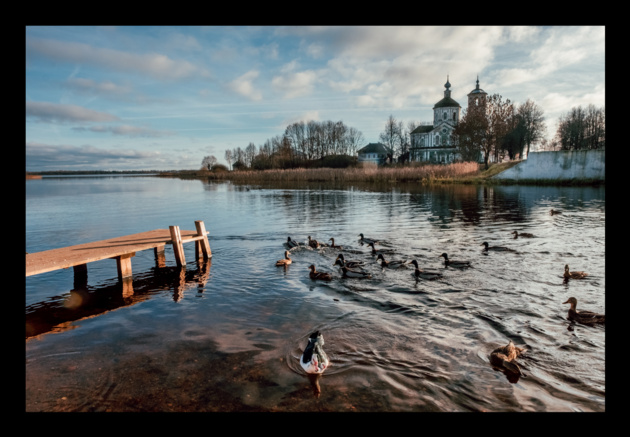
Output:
[
  {"xmin": 201, "ymin": 155, "xmax": 217, "ymax": 170},
  {"xmin": 379, "ymin": 114, "xmax": 401, "ymax": 162},
  {"xmin": 517, "ymin": 99, "xmax": 546, "ymax": 158},
  {"xmin": 224, "ymin": 149, "xmax": 233, "ymax": 171}
]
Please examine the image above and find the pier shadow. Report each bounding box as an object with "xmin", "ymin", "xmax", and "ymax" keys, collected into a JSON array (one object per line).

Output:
[{"xmin": 25, "ymin": 258, "xmax": 211, "ymax": 340}]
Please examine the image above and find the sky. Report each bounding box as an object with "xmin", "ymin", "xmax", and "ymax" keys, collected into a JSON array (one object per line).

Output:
[{"xmin": 25, "ymin": 26, "xmax": 605, "ymax": 172}]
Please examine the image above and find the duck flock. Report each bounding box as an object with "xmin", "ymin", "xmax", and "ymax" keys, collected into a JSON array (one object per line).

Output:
[{"xmin": 284, "ymin": 208, "xmax": 604, "ymax": 381}]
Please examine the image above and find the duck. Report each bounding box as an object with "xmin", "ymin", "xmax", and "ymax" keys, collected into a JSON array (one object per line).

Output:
[
  {"xmin": 286, "ymin": 236, "xmax": 299, "ymax": 249},
  {"xmin": 550, "ymin": 209, "xmax": 562, "ymax": 215},
  {"xmin": 563, "ymin": 297, "xmax": 605, "ymax": 324},
  {"xmin": 300, "ymin": 331, "xmax": 330, "ymax": 374},
  {"xmin": 489, "ymin": 341, "xmax": 525, "ymax": 376},
  {"xmin": 367, "ymin": 242, "xmax": 396, "ymax": 256},
  {"xmin": 408, "ymin": 260, "xmax": 443, "ymax": 280},
  {"xmin": 376, "ymin": 253, "xmax": 407, "ymax": 269},
  {"xmin": 564, "ymin": 264, "xmax": 588, "ymax": 280},
  {"xmin": 511, "ymin": 231, "xmax": 534, "ymax": 239},
  {"xmin": 275, "ymin": 250, "xmax": 292, "ymax": 267},
  {"xmin": 308, "ymin": 236, "xmax": 321, "ymax": 249},
  {"xmin": 481, "ymin": 241, "xmax": 515, "ymax": 252},
  {"xmin": 339, "ymin": 264, "xmax": 372, "ymax": 279},
  {"xmin": 328, "ymin": 238, "xmax": 343, "ymax": 250},
  {"xmin": 333, "ymin": 253, "xmax": 365, "ymax": 269},
  {"xmin": 358, "ymin": 233, "xmax": 379, "ymax": 245},
  {"xmin": 308, "ymin": 264, "xmax": 332, "ymax": 281},
  {"xmin": 439, "ymin": 253, "xmax": 471, "ymax": 268}
]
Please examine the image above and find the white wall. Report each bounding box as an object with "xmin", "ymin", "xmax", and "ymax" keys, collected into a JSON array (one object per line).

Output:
[{"xmin": 493, "ymin": 150, "xmax": 605, "ymax": 181}]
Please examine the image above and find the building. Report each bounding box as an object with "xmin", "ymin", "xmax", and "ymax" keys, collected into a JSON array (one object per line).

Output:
[
  {"xmin": 409, "ymin": 77, "xmax": 487, "ymax": 164},
  {"xmin": 357, "ymin": 142, "xmax": 391, "ymax": 165}
]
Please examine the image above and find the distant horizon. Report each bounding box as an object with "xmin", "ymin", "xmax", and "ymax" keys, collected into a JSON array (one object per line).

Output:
[{"xmin": 26, "ymin": 26, "xmax": 605, "ymax": 172}]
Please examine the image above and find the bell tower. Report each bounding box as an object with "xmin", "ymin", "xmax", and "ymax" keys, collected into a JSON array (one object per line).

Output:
[{"xmin": 467, "ymin": 76, "xmax": 487, "ymax": 113}]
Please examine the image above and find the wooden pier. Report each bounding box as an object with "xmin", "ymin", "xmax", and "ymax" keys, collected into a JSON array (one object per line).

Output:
[{"xmin": 26, "ymin": 220, "xmax": 211, "ymax": 285}]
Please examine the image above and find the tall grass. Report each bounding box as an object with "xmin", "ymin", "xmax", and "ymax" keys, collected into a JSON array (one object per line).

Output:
[{"xmin": 197, "ymin": 162, "xmax": 481, "ymax": 184}]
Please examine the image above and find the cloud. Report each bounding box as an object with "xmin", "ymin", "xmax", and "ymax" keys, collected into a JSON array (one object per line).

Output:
[
  {"xmin": 26, "ymin": 101, "xmax": 120, "ymax": 124},
  {"xmin": 72, "ymin": 124, "xmax": 175, "ymax": 138},
  {"xmin": 271, "ymin": 69, "xmax": 318, "ymax": 99},
  {"xmin": 227, "ymin": 70, "xmax": 262, "ymax": 101},
  {"xmin": 25, "ymin": 141, "xmax": 200, "ymax": 171},
  {"xmin": 26, "ymin": 37, "xmax": 209, "ymax": 81},
  {"xmin": 64, "ymin": 77, "xmax": 133, "ymax": 98}
]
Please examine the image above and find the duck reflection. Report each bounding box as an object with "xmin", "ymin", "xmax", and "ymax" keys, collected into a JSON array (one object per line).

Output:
[{"xmin": 308, "ymin": 373, "xmax": 322, "ymax": 398}]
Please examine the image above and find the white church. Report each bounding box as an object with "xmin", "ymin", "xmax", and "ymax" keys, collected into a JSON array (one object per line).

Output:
[{"xmin": 409, "ymin": 77, "xmax": 487, "ymax": 164}]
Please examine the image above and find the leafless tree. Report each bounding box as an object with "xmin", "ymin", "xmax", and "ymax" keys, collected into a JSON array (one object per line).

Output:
[{"xmin": 201, "ymin": 155, "xmax": 217, "ymax": 170}]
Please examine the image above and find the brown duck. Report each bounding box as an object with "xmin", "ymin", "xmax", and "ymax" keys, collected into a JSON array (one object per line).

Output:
[
  {"xmin": 563, "ymin": 297, "xmax": 605, "ymax": 324},
  {"xmin": 564, "ymin": 264, "xmax": 588, "ymax": 280},
  {"xmin": 308, "ymin": 264, "xmax": 332, "ymax": 281},
  {"xmin": 275, "ymin": 250, "xmax": 292, "ymax": 267},
  {"xmin": 489, "ymin": 341, "xmax": 525, "ymax": 376}
]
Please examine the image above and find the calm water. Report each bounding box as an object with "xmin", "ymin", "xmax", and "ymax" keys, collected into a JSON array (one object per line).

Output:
[{"xmin": 25, "ymin": 175, "xmax": 605, "ymax": 412}]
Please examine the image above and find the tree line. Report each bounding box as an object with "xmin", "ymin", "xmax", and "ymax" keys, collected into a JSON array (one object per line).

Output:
[
  {"xmin": 202, "ymin": 120, "xmax": 366, "ymax": 171},
  {"xmin": 201, "ymin": 99, "xmax": 604, "ymax": 172}
]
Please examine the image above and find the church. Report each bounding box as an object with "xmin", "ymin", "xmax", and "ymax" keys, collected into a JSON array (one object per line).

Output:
[{"xmin": 409, "ymin": 77, "xmax": 487, "ymax": 164}]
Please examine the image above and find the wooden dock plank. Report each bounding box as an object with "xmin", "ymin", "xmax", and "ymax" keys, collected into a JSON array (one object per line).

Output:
[{"xmin": 26, "ymin": 228, "xmax": 208, "ymax": 277}]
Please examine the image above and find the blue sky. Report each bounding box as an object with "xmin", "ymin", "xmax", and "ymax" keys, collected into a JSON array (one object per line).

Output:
[{"xmin": 25, "ymin": 26, "xmax": 605, "ymax": 171}]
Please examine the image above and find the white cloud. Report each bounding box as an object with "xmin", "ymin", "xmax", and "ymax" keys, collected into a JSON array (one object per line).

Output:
[
  {"xmin": 227, "ymin": 70, "xmax": 262, "ymax": 101},
  {"xmin": 26, "ymin": 37, "xmax": 209, "ymax": 81},
  {"xmin": 72, "ymin": 124, "xmax": 175, "ymax": 137},
  {"xmin": 271, "ymin": 70, "xmax": 318, "ymax": 99},
  {"xmin": 26, "ymin": 101, "xmax": 120, "ymax": 124}
]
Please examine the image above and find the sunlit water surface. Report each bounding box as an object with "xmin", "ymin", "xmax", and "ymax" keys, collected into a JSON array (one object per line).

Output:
[{"xmin": 25, "ymin": 175, "xmax": 605, "ymax": 412}]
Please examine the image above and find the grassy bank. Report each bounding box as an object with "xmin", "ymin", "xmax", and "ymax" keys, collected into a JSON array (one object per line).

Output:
[{"xmin": 186, "ymin": 162, "xmax": 484, "ymax": 184}]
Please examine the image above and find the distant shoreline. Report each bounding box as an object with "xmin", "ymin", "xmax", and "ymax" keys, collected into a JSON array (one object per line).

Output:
[{"xmin": 25, "ymin": 161, "xmax": 604, "ymax": 186}]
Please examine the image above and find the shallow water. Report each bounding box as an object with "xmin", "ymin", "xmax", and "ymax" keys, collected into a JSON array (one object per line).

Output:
[{"xmin": 25, "ymin": 176, "xmax": 605, "ymax": 412}]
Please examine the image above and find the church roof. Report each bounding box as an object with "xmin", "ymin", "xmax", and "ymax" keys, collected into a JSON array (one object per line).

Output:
[
  {"xmin": 433, "ymin": 96, "xmax": 461, "ymax": 109},
  {"xmin": 467, "ymin": 76, "xmax": 487, "ymax": 96},
  {"xmin": 358, "ymin": 142, "xmax": 391, "ymax": 154},
  {"xmin": 410, "ymin": 125, "xmax": 434, "ymax": 134}
]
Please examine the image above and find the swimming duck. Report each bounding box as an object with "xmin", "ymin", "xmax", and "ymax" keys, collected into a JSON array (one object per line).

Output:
[
  {"xmin": 489, "ymin": 341, "xmax": 525, "ymax": 376},
  {"xmin": 308, "ymin": 236, "xmax": 321, "ymax": 249},
  {"xmin": 481, "ymin": 241, "xmax": 515, "ymax": 252},
  {"xmin": 339, "ymin": 264, "xmax": 372, "ymax": 279},
  {"xmin": 563, "ymin": 297, "xmax": 605, "ymax": 324},
  {"xmin": 308, "ymin": 264, "xmax": 332, "ymax": 281},
  {"xmin": 408, "ymin": 260, "xmax": 443, "ymax": 280},
  {"xmin": 275, "ymin": 250, "xmax": 292, "ymax": 267},
  {"xmin": 300, "ymin": 331, "xmax": 330, "ymax": 374},
  {"xmin": 286, "ymin": 237, "xmax": 299, "ymax": 249},
  {"xmin": 334, "ymin": 253, "xmax": 365, "ymax": 269},
  {"xmin": 358, "ymin": 233, "xmax": 379, "ymax": 245},
  {"xmin": 367, "ymin": 242, "xmax": 396, "ymax": 256},
  {"xmin": 376, "ymin": 253, "xmax": 407, "ymax": 269},
  {"xmin": 439, "ymin": 253, "xmax": 471, "ymax": 268},
  {"xmin": 550, "ymin": 209, "xmax": 562, "ymax": 215},
  {"xmin": 511, "ymin": 231, "xmax": 534, "ymax": 239},
  {"xmin": 564, "ymin": 264, "xmax": 588, "ymax": 280},
  {"xmin": 328, "ymin": 238, "xmax": 343, "ymax": 250}
]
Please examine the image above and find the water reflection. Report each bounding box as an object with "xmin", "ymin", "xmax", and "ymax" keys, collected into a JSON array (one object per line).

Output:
[
  {"xmin": 26, "ymin": 177, "xmax": 605, "ymax": 412},
  {"xmin": 26, "ymin": 259, "xmax": 211, "ymax": 339}
]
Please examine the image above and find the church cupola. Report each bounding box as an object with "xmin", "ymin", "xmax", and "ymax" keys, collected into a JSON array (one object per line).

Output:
[{"xmin": 433, "ymin": 75, "xmax": 461, "ymax": 125}]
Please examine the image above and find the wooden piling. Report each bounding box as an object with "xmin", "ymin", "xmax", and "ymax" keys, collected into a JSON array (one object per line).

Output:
[{"xmin": 169, "ymin": 225, "xmax": 186, "ymax": 267}]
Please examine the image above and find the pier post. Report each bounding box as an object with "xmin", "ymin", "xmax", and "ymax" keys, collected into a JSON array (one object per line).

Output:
[
  {"xmin": 169, "ymin": 225, "xmax": 186, "ymax": 267},
  {"xmin": 154, "ymin": 244, "xmax": 166, "ymax": 268},
  {"xmin": 115, "ymin": 253, "xmax": 135, "ymax": 280},
  {"xmin": 194, "ymin": 220, "xmax": 212, "ymax": 260}
]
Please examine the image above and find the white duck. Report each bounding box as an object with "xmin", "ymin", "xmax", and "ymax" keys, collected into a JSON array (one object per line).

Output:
[{"xmin": 300, "ymin": 331, "xmax": 330, "ymax": 374}]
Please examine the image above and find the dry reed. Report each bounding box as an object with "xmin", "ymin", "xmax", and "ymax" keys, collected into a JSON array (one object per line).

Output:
[{"xmin": 200, "ymin": 162, "xmax": 480, "ymax": 184}]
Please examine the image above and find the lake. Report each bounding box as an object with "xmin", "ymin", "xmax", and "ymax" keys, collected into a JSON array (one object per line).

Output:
[{"xmin": 25, "ymin": 175, "xmax": 605, "ymax": 412}]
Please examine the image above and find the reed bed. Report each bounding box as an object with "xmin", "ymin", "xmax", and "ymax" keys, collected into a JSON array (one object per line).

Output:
[{"xmin": 199, "ymin": 162, "xmax": 481, "ymax": 184}]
